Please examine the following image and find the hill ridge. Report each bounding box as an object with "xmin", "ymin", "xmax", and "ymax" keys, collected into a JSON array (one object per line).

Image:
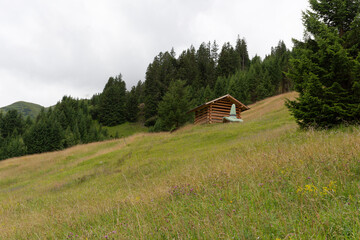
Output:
[{"xmin": 0, "ymin": 101, "xmax": 44, "ymax": 118}]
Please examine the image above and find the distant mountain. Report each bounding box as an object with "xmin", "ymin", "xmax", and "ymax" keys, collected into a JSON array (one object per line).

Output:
[{"xmin": 0, "ymin": 101, "xmax": 44, "ymax": 118}]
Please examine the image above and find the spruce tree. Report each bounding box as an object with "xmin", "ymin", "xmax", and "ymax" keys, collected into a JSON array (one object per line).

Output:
[
  {"xmin": 235, "ymin": 36, "xmax": 250, "ymax": 71},
  {"xmin": 217, "ymin": 42, "xmax": 238, "ymax": 77},
  {"xmin": 156, "ymin": 80, "xmax": 191, "ymax": 131},
  {"xmin": 286, "ymin": 0, "xmax": 360, "ymax": 129},
  {"xmin": 125, "ymin": 86, "xmax": 139, "ymax": 122},
  {"xmin": 98, "ymin": 74, "xmax": 127, "ymax": 126}
]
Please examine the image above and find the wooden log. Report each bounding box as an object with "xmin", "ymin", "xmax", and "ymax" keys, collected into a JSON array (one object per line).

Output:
[
  {"xmin": 212, "ymin": 111, "xmax": 229, "ymax": 116},
  {"xmin": 212, "ymin": 119, "xmax": 223, "ymax": 123},
  {"xmin": 212, "ymin": 112, "xmax": 229, "ymax": 116},
  {"xmin": 212, "ymin": 105, "xmax": 231, "ymax": 109},
  {"xmin": 212, "ymin": 109, "xmax": 228, "ymax": 113},
  {"xmin": 196, "ymin": 118, "xmax": 209, "ymax": 124},
  {"xmin": 211, "ymin": 116, "xmax": 224, "ymax": 121},
  {"xmin": 212, "ymin": 103, "xmax": 232, "ymax": 108},
  {"xmin": 212, "ymin": 108, "xmax": 230, "ymax": 112},
  {"xmin": 197, "ymin": 112, "xmax": 207, "ymax": 118},
  {"xmin": 212, "ymin": 108, "xmax": 230, "ymax": 113},
  {"xmin": 195, "ymin": 115, "xmax": 208, "ymax": 123},
  {"xmin": 212, "ymin": 103, "xmax": 231, "ymax": 107}
]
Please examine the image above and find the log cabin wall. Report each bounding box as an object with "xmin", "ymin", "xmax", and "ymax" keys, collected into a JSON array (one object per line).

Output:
[
  {"xmin": 210, "ymin": 98, "xmax": 241, "ymax": 123},
  {"xmin": 194, "ymin": 107, "xmax": 209, "ymax": 124},
  {"xmin": 193, "ymin": 97, "xmax": 242, "ymax": 124}
]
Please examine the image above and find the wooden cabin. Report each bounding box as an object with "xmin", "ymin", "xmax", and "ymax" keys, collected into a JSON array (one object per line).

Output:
[{"xmin": 188, "ymin": 94, "xmax": 250, "ymax": 124}]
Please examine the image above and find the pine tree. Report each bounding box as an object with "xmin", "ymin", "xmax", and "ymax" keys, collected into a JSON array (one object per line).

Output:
[
  {"xmin": 98, "ymin": 74, "xmax": 127, "ymax": 126},
  {"xmin": 235, "ymin": 36, "xmax": 250, "ymax": 71},
  {"xmin": 196, "ymin": 42, "xmax": 216, "ymax": 88},
  {"xmin": 1, "ymin": 136, "xmax": 27, "ymax": 160},
  {"xmin": 24, "ymin": 110, "xmax": 63, "ymax": 154},
  {"xmin": 246, "ymin": 56, "xmax": 264, "ymax": 102},
  {"xmin": 217, "ymin": 42, "xmax": 238, "ymax": 77},
  {"xmin": 126, "ymin": 86, "xmax": 139, "ymax": 122},
  {"xmin": 0, "ymin": 109, "xmax": 25, "ymax": 139},
  {"xmin": 203, "ymin": 85, "xmax": 214, "ymax": 102},
  {"xmin": 177, "ymin": 47, "xmax": 199, "ymax": 89},
  {"xmin": 286, "ymin": 0, "xmax": 360, "ymax": 128},
  {"xmin": 211, "ymin": 40, "xmax": 219, "ymax": 66},
  {"xmin": 214, "ymin": 77, "xmax": 227, "ymax": 97},
  {"xmin": 156, "ymin": 80, "xmax": 191, "ymax": 131},
  {"xmin": 144, "ymin": 57, "xmax": 162, "ymax": 122}
]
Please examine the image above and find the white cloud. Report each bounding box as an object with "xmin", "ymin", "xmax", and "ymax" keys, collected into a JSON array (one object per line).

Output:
[{"xmin": 0, "ymin": 0, "xmax": 308, "ymax": 107}]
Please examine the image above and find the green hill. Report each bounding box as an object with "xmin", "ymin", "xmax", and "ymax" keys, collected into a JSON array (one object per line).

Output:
[
  {"xmin": 0, "ymin": 92, "xmax": 359, "ymax": 239},
  {"xmin": 0, "ymin": 101, "xmax": 43, "ymax": 118},
  {"xmin": 103, "ymin": 122, "xmax": 148, "ymax": 138}
]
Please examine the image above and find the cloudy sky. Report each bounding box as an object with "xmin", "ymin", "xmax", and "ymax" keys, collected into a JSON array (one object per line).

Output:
[{"xmin": 0, "ymin": 0, "xmax": 309, "ymax": 107}]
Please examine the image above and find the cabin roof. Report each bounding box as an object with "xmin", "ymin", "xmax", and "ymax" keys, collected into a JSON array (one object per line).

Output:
[{"xmin": 188, "ymin": 94, "xmax": 250, "ymax": 113}]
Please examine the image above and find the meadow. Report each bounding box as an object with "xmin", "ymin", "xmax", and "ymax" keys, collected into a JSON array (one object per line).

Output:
[{"xmin": 0, "ymin": 92, "xmax": 359, "ymax": 239}]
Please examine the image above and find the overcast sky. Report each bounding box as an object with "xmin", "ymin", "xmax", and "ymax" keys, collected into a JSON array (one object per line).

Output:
[{"xmin": 0, "ymin": 0, "xmax": 309, "ymax": 107}]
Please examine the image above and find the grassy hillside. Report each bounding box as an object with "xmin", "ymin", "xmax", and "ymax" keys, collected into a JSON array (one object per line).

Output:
[
  {"xmin": 1, "ymin": 92, "xmax": 360, "ymax": 239},
  {"xmin": 0, "ymin": 101, "xmax": 43, "ymax": 118},
  {"xmin": 102, "ymin": 122, "xmax": 148, "ymax": 138}
]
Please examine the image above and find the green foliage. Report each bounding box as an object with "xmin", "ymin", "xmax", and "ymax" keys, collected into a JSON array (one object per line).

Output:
[
  {"xmin": 0, "ymin": 109, "xmax": 25, "ymax": 139},
  {"xmin": 196, "ymin": 42, "xmax": 217, "ymax": 89},
  {"xmin": 235, "ymin": 35, "xmax": 250, "ymax": 71},
  {"xmin": 0, "ymin": 136, "xmax": 27, "ymax": 160},
  {"xmin": 156, "ymin": 80, "xmax": 191, "ymax": 131},
  {"xmin": 125, "ymin": 86, "xmax": 139, "ymax": 122},
  {"xmin": 98, "ymin": 74, "xmax": 127, "ymax": 126},
  {"xmin": 287, "ymin": 0, "xmax": 360, "ymax": 128},
  {"xmin": 24, "ymin": 109, "xmax": 64, "ymax": 154},
  {"xmin": 0, "ymin": 97, "xmax": 110, "ymax": 160},
  {"xmin": 103, "ymin": 122, "xmax": 147, "ymax": 138},
  {"xmin": 217, "ymin": 42, "xmax": 238, "ymax": 77},
  {"xmin": 142, "ymin": 37, "xmax": 291, "ymax": 128}
]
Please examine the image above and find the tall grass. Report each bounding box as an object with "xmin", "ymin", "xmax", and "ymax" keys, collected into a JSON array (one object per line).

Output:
[{"xmin": 0, "ymin": 92, "xmax": 359, "ymax": 239}]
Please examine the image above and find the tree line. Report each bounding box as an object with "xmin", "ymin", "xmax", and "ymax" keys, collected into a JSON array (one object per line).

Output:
[
  {"xmin": 0, "ymin": 97, "xmax": 109, "ymax": 160},
  {"xmin": 88, "ymin": 37, "xmax": 293, "ymax": 132},
  {"xmin": 142, "ymin": 37, "xmax": 292, "ymax": 130},
  {"xmin": 0, "ymin": 36, "xmax": 292, "ymax": 160},
  {"xmin": 2, "ymin": 0, "xmax": 358, "ymax": 161}
]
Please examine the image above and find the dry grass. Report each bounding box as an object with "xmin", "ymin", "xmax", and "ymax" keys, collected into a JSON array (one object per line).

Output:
[{"xmin": 1, "ymin": 92, "xmax": 360, "ymax": 239}]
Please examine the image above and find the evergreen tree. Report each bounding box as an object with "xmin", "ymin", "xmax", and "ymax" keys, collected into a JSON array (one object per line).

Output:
[
  {"xmin": 227, "ymin": 71, "xmax": 250, "ymax": 104},
  {"xmin": 217, "ymin": 42, "xmax": 238, "ymax": 77},
  {"xmin": 214, "ymin": 76, "xmax": 227, "ymax": 97},
  {"xmin": 211, "ymin": 40, "xmax": 219, "ymax": 66},
  {"xmin": 0, "ymin": 136, "xmax": 27, "ymax": 160},
  {"xmin": 126, "ymin": 86, "xmax": 139, "ymax": 122},
  {"xmin": 271, "ymin": 41, "xmax": 292, "ymax": 93},
  {"xmin": 196, "ymin": 42, "xmax": 216, "ymax": 88},
  {"xmin": 177, "ymin": 47, "xmax": 199, "ymax": 90},
  {"xmin": 156, "ymin": 80, "xmax": 191, "ymax": 131},
  {"xmin": 235, "ymin": 36, "xmax": 250, "ymax": 71},
  {"xmin": 246, "ymin": 56, "xmax": 264, "ymax": 102},
  {"xmin": 63, "ymin": 126, "xmax": 76, "ymax": 148},
  {"xmin": 287, "ymin": 0, "xmax": 360, "ymax": 128},
  {"xmin": 134, "ymin": 80, "xmax": 145, "ymax": 104},
  {"xmin": 98, "ymin": 74, "xmax": 127, "ymax": 126},
  {"xmin": 203, "ymin": 85, "xmax": 215, "ymax": 102},
  {"xmin": 0, "ymin": 109, "xmax": 25, "ymax": 139},
  {"xmin": 24, "ymin": 110, "xmax": 63, "ymax": 154},
  {"xmin": 144, "ymin": 57, "xmax": 162, "ymax": 122}
]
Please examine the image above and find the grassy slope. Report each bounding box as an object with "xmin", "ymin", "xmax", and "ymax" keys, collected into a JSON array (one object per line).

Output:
[
  {"xmin": 0, "ymin": 101, "xmax": 43, "ymax": 118},
  {"xmin": 1, "ymin": 92, "xmax": 360, "ymax": 239},
  {"xmin": 102, "ymin": 122, "xmax": 148, "ymax": 138}
]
